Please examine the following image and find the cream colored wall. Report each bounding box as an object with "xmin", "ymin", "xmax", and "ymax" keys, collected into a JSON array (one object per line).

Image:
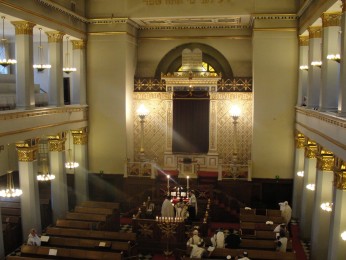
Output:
[{"xmin": 252, "ymin": 29, "xmax": 298, "ymax": 179}]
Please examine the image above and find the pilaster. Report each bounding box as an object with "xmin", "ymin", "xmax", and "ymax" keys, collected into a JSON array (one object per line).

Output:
[
  {"xmin": 339, "ymin": 1, "xmax": 346, "ymax": 115},
  {"xmin": 298, "ymin": 36, "xmax": 309, "ymax": 106},
  {"xmin": 71, "ymin": 40, "xmax": 86, "ymax": 105}
]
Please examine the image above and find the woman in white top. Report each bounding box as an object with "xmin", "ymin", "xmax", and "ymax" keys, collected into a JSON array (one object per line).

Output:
[{"xmin": 27, "ymin": 228, "xmax": 41, "ymax": 246}]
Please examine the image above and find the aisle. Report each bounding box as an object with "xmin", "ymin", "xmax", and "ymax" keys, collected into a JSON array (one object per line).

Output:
[{"xmin": 290, "ymin": 221, "xmax": 309, "ymax": 260}]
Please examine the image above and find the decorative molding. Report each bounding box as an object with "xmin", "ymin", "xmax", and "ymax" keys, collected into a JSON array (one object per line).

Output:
[
  {"xmin": 71, "ymin": 40, "xmax": 86, "ymax": 50},
  {"xmin": 15, "ymin": 139, "xmax": 39, "ymax": 162},
  {"xmin": 322, "ymin": 12, "xmax": 341, "ymax": 27},
  {"xmin": 46, "ymin": 31, "xmax": 65, "ymax": 43},
  {"xmin": 317, "ymin": 145, "xmax": 334, "ymax": 171},
  {"xmin": 334, "ymin": 157, "xmax": 346, "ymax": 190},
  {"xmin": 299, "ymin": 35, "xmax": 309, "ymax": 46},
  {"xmin": 217, "ymin": 78, "xmax": 252, "ymax": 92},
  {"xmin": 296, "ymin": 107, "xmax": 346, "ymax": 129},
  {"xmin": 71, "ymin": 128, "xmax": 88, "ymax": 145},
  {"xmin": 11, "ymin": 21, "xmax": 35, "ymax": 35},
  {"xmin": 295, "ymin": 132, "xmax": 305, "ymax": 149},
  {"xmin": 304, "ymin": 138, "xmax": 317, "ymax": 159},
  {"xmin": 308, "ymin": 26, "xmax": 322, "ymax": 38},
  {"xmin": 47, "ymin": 132, "xmax": 66, "ymax": 152},
  {"xmin": 138, "ymin": 24, "xmax": 251, "ymax": 31},
  {"xmin": 252, "ymin": 14, "xmax": 297, "ymax": 21}
]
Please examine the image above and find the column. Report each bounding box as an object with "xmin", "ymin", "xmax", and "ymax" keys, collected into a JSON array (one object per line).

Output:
[
  {"xmin": 16, "ymin": 139, "xmax": 41, "ymax": 241},
  {"xmin": 71, "ymin": 128, "xmax": 88, "ymax": 205},
  {"xmin": 300, "ymin": 138, "xmax": 317, "ymax": 240},
  {"xmin": 48, "ymin": 132, "xmax": 68, "ymax": 222},
  {"xmin": 208, "ymin": 98, "xmax": 218, "ymax": 155},
  {"xmin": 297, "ymin": 36, "xmax": 309, "ymax": 106},
  {"xmin": 328, "ymin": 157, "xmax": 346, "ymax": 260},
  {"xmin": 71, "ymin": 40, "xmax": 87, "ymax": 105},
  {"xmin": 320, "ymin": 12, "xmax": 341, "ymax": 112},
  {"xmin": 0, "ymin": 208, "xmax": 3, "ymax": 259},
  {"xmin": 11, "ymin": 21, "xmax": 36, "ymax": 110},
  {"xmin": 310, "ymin": 147, "xmax": 334, "ymax": 260},
  {"xmin": 307, "ymin": 26, "xmax": 322, "ymax": 109},
  {"xmin": 338, "ymin": 1, "xmax": 346, "ymax": 115},
  {"xmin": 46, "ymin": 31, "xmax": 65, "ymax": 106},
  {"xmin": 292, "ymin": 132, "xmax": 305, "ymax": 219}
]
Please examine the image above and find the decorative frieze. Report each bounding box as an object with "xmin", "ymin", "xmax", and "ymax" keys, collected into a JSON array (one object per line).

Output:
[
  {"xmin": 334, "ymin": 157, "xmax": 346, "ymax": 190},
  {"xmin": 322, "ymin": 12, "xmax": 341, "ymax": 27},
  {"xmin": 11, "ymin": 21, "xmax": 35, "ymax": 35},
  {"xmin": 308, "ymin": 26, "xmax": 322, "ymax": 39},
  {"xmin": 299, "ymin": 36, "xmax": 309, "ymax": 46}
]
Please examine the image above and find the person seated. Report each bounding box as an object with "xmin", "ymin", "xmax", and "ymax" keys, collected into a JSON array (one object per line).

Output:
[
  {"xmin": 190, "ymin": 244, "xmax": 208, "ymax": 258},
  {"xmin": 211, "ymin": 228, "xmax": 225, "ymax": 248},
  {"xmin": 276, "ymin": 230, "xmax": 288, "ymax": 252},
  {"xmin": 27, "ymin": 228, "xmax": 41, "ymax": 246},
  {"xmin": 225, "ymin": 229, "xmax": 241, "ymax": 249},
  {"xmin": 187, "ymin": 229, "xmax": 204, "ymax": 247},
  {"xmin": 273, "ymin": 223, "xmax": 289, "ymax": 238}
]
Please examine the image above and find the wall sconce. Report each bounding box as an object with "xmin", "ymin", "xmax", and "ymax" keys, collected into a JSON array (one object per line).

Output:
[
  {"xmin": 0, "ymin": 16, "xmax": 16, "ymax": 67},
  {"xmin": 137, "ymin": 104, "xmax": 149, "ymax": 161},
  {"xmin": 306, "ymin": 183, "xmax": 315, "ymax": 191},
  {"xmin": 341, "ymin": 231, "xmax": 346, "ymax": 241},
  {"xmin": 327, "ymin": 54, "xmax": 341, "ymax": 63},
  {"xmin": 320, "ymin": 202, "xmax": 333, "ymax": 212},
  {"xmin": 299, "ymin": 65, "xmax": 309, "ymax": 71},
  {"xmin": 311, "ymin": 61, "xmax": 322, "ymax": 68},
  {"xmin": 297, "ymin": 171, "xmax": 304, "ymax": 177}
]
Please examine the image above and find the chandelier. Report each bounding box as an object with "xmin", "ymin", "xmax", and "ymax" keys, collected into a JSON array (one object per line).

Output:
[
  {"xmin": 62, "ymin": 36, "xmax": 76, "ymax": 74},
  {"xmin": 37, "ymin": 146, "xmax": 55, "ymax": 181},
  {"xmin": 65, "ymin": 131, "xmax": 79, "ymax": 169},
  {"xmin": 0, "ymin": 145, "xmax": 22, "ymax": 198},
  {"xmin": 0, "ymin": 16, "xmax": 17, "ymax": 67},
  {"xmin": 33, "ymin": 28, "xmax": 51, "ymax": 72}
]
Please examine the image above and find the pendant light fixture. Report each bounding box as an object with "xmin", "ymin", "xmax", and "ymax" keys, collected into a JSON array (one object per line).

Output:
[
  {"xmin": 33, "ymin": 28, "xmax": 51, "ymax": 72},
  {"xmin": 0, "ymin": 144, "xmax": 22, "ymax": 198},
  {"xmin": 65, "ymin": 131, "xmax": 79, "ymax": 169},
  {"xmin": 0, "ymin": 16, "xmax": 17, "ymax": 67},
  {"xmin": 37, "ymin": 139, "xmax": 55, "ymax": 181},
  {"xmin": 62, "ymin": 36, "xmax": 76, "ymax": 74}
]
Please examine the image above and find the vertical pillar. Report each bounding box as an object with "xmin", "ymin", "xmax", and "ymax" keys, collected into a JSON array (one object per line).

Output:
[
  {"xmin": 71, "ymin": 128, "xmax": 88, "ymax": 205},
  {"xmin": 307, "ymin": 26, "xmax": 322, "ymax": 109},
  {"xmin": 328, "ymin": 158, "xmax": 346, "ymax": 260},
  {"xmin": 208, "ymin": 97, "xmax": 218, "ymax": 155},
  {"xmin": 48, "ymin": 132, "xmax": 68, "ymax": 222},
  {"xmin": 339, "ymin": 1, "xmax": 346, "ymax": 115},
  {"xmin": 71, "ymin": 40, "xmax": 86, "ymax": 105},
  {"xmin": 11, "ymin": 21, "xmax": 36, "ymax": 109},
  {"xmin": 0, "ymin": 208, "xmax": 3, "ymax": 259},
  {"xmin": 292, "ymin": 132, "xmax": 305, "ymax": 219},
  {"xmin": 310, "ymin": 147, "xmax": 334, "ymax": 260},
  {"xmin": 300, "ymin": 138, "xmax": 317, "ymax": 240},
  {"xmin": 46, "ymin": 31, "xmax": 65, "ymax": 106},
  {"xmin": 320, "ymin": 12, "xmax": 341, "ymax": 112},
  {"xmin": 16, "ymin": 139, "xmax": 41, "ymax": 241},
  {"xmin": 297, "ymin": 36, "xmax": 309, "ymax": 106}
]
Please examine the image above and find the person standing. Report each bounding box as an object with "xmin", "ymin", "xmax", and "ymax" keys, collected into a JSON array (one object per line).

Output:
[
  {"xmin": 188, "ymin": 190, "xmax": 198, "ymax": 222},
  {"xmin": 27, "ymin": 228, "xmax": 41, "ymax": 246},
  {"xmin": 161, "ymin": 195, "xmax": 174, "ymax": 218}
]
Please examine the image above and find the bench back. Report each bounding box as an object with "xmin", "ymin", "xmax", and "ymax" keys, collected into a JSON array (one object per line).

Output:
[
  {"xmin": 211, "ymin": 248, "xmax": 296, "ymax": 260},
  {"xmin": 80, "ymin": 201, "xmax": 120, "ymax": 209},
  {"xmin": 74, "ymin": 206, "xmax": 115, "ymax": 215},
  {"xmin": 56, "ymin": 219, "xmax": 95, "ymax": 230}
]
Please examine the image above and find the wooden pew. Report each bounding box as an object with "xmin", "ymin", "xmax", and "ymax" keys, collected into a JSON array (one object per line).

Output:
[
  {"xmin": 240, "ymin": 238, "xmax": 293, "ymax": 251},
  {"xmin": 20, "ymin": 245, "xmax": 123, "ymax": 260},
  {"xmin": 240, "ymin": 222, "xmax": 277, "ymax": 231},
  {"xmin": 74, "ymin": 206, "xmax": 116, "ymax": 215},
  {"xmin": 239, "ymin": 208, "xmax": 256, "ymax": 215},
  {"xmin": 210, "ymin": 248, "xmax": 296, "ymax": 260},
  {"xmin": 45, "ymin": 227, "xmax": 136, "ymax": 242},
  {"xmin": 240, "ymin": 214, "xmax": 285, "ymax": 224},
  {"xmin": 266, "ymin": 209, "xmax": 282, "ymax": 217},
  {"xmin": 65, "ymin": 212, "xmax": 109, "ymax": 222},
  {"xmin": 7, "ymin": 256, "xmax": 55, "ymax": 260},
  {"xmin": 80, "ymin": 201, "xmax": 120, "ymax": 209},
  {"xmin": 55, "ymin": 219, "xmax": 96, "ymax": 230},
  {"xmin": 241, "ymin": 230, "xmax": 278, "ymax": 240}
]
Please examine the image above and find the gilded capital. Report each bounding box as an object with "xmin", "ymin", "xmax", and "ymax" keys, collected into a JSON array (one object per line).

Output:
[
  {"xmin": 308, "ymin": 26, "xmax": 322, "ymax": 39},
  {"xmin": 295, "ymin": 132, "xmax": 305, "ymax": 149},
  {"xmin": 334, "ymin": 157, "xmax": 346, "ymax": 190},
  {"xmin": 15, "ymin": 139, "xmax": 39, "ymax": 162},
  {"xmin": 299, "ymin": 36, "xmax": 309, "ymax": 46},
  {"xmin": 304, "ymin": 139, "xmax": 317, "ymax": 159},
  {"xmin": 11, "ymin": 21, "xmax": 35, "ymax": 35},
  {"xmin": 71, "ymin": 40, "xmax": 86, "ymax": 50},
  {"xmin": 47, "ymin": 132, "xmax": 66, "ymax": 152},
  {"xmin": 71, "ymin": 128, "xmax": 88, "ymax": 145},
  {"xmin": 322, "ymin": 12, "xmax": 341, "ymax": 27},
  {"xmin": 46, "ymin": 31, "xmax": 65, "ymax": 43},
  {"xmin": 316, "ymin": 146, "xmax": 334, "ymax": 171}
]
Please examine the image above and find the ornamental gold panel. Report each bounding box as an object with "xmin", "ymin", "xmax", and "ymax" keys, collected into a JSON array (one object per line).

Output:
[
  {"xmin": 316, "ymin": 146, "xmax": 334, "ymax": 171},
  {"xmin": 16, "ymin": 147, "xmax": 37, "ymax": 162},
  {"xmin": 71, "ymin": 128, "xmax": 88, "ymax": 145},
  {"xmin": 304, "ymin": 139, "xmax": 317, "ymax": 158},
  {"xmin": 308, "ymin": 26, "xmax": 322, "ymax": 39},
  {"xmin": 48, "ymin": 139, "xmax": 65, "ymax": 152},
  {"xmin": 71, "ymin": 40, "xmax": 86, "ymax": 50},
  {"xmin": 46, "ymin": 31, "xmax": 65, "ymax": 43},
  {"xmin": 11, "ymin": 21, "xmax": 35, "ymax": 35},
  {"xmin": 299, "ymin": 36, "xmax": 309, "ymax": 46},
  {"xmin": 322, "ymin": 12, "xmax": 341, "ymax": 27},
  {"xmin": 295, "ymin": 132, "xmax": 305, "ymax": 149},
  {"xmin": 333, "ymin": 157, "xmax": 346, "ymax": 190}
]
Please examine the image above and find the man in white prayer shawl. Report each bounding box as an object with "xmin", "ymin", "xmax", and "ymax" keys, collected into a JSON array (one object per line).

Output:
[
  {"xmin": 161, "ymin": 195, "xmax": 174, "ymax": 218},
  {"xmin": 279, "ymin": 201, "xmax": 292, "ymax": 225},
  {"xmin": 211, "ymin": 229, "xmax": 225, "ymax": 248}
]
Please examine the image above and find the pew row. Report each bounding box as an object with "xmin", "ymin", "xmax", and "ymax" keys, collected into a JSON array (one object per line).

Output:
[
  {"xmin": 7, "ymin": 256, "xmax": 55, "ymax": 260},
  {"xmin": 74, "ymin": 206, "xmax": 116, "ymax": 215},
  {"xmin": 64, "ymin": 212, "xmax": 118, "ymax": 231},
  {"xmin": 209, "ymin": 248, "xmax": 296, "ymax": 260},
  {"xmin": 240, "ymin": 214, "xmax": 285, "ymax": 224},
  {"xmin": 240, "ymin": 222, "xmax": 277, "ymax": 231},
  {"xmin": 19, "ymin": 245, "xmax": 123, "ymax": 260},
  {"xmin": 55, "ymin": 219, "xmax": 97, "ymax": 230},
  {"xmin": 240, "ymin": 238, "xmax": 293, "ymax": 251},
  {"xmin": 241, "ymin": 230, "xmax": 278, "ymax": 240},
  {"xmin": 45, "ymin": 227, "xmax": 136, "ymax": 242},
  {"xmin": 80, "ymin": 201, "xmax": 120, "ymax": 209}
]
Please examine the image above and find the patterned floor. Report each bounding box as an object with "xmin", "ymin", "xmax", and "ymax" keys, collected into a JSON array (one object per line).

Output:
[{"xmin": 291, "ymin": 219, "xmax": 310, "ymax": 260}]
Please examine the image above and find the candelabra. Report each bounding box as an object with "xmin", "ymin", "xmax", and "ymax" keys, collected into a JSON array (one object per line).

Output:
[
  {"xmin": 156, "ymin": 217, "xmax": 183, "ymax": 256},
  {"xmin": 137, "ymin": 104, "xmax": 149, "ymax": 161},
  {"xmin": 229, "ymin": 105, "xmax": 241, "ymax": 164}
]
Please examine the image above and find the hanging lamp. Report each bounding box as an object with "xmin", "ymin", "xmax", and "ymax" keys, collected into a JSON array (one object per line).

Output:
[
  {"xmin": 33, "ymin": 28, "xmax": 51, "ymax": 72},
  {"xmin": 65, "ymin": 131, "xmax": 79, "ymax": 169},
  {"xmin": 62, "ymin": 36, "xmax": 76, "ymax": 74},
  {"xmin": 0, "ymin": 144, "xmax": 22, "ymax": 198},
  {"xmin": 0, "ymin": 16, "xmax": 17, "ymax": 67},
  {"xmin": 37, "ymin": 142, "xmax": 55, "ymax": 181}
]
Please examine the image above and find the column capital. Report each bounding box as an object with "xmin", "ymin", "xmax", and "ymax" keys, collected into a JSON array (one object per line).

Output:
[
  {"xmin": 15, "ymin": 138, "xmax": 39, "ymax": 162},
  {"xmin": 295, "ymin": 131, "xmax": 305, "ymax": 148},
  {"xmin": 71, "ymin": 127, "xmax": 88, "ymax": 145},
  {"xmin": 308, "ymin": 26, "xmax": 322, "ymax": 39},
  {"xmin": 46, "ymin": 31, "xmax": 65, "ymax": 43},
  {"xmin": 47, "ymin": 132, "xmax": 66, "ymax": 152},
  {"xmin": 304, "ymin": 138, "xmax": 317, "ymax": 159},
  {"xmin": 71, "ymin": 40, "xmax": 86, "ymax": 50},
  {"xmin": 334, "ymin": 157, "xmax": 346, "ymax": 190},
  {"xmin": 299, "ymin": 35, "xmax": 309, "ymax": 46},
  {"xmin": 11, "ymin": 21, "xmax": 35, "ymax": 35},
  {"xmin": 322, "ymin": 12, "xmax": 341, "ymax": 27},
  {"xmin": 316, "ymin": 146, "xmax": 334, "ymax": 171}
]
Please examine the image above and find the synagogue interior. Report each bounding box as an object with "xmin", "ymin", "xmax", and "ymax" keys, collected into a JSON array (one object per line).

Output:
[{"xmin": 0, "ymin": 0, "xmax": 346, "ymax": 259}]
